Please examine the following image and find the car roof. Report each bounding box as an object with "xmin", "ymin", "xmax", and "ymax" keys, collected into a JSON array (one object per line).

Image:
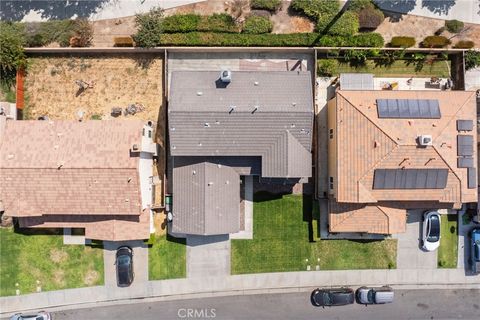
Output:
[{"xmin": 374, "ymin": 290, "xmax": 394, "ymax": 303}]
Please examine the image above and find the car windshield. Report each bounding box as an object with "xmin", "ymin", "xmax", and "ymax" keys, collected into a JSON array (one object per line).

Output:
[
  {"xmin": 427, "ymin": 216, "xmax": 440, "ymax": 242},
  {"xmin": 475, "ymin": 243, "xmax": 480, "ymax": 261},
  {"xmin": 324, "ymin": 292, "xmax": 332, "ymax": 305},
  {"xmin": 118, "ymin": 255, "xmax": 131, "ymax": 266},
  {"xmin": 368, "ymin": 290, "xmax": 375, "ymax": 303}
]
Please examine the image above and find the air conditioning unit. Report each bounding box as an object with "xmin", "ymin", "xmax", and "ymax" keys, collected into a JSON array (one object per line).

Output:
[
  {"xmin": 418, "ymin": 135, "xmax": 433, "ymax": 146},
  {"xmin": 220, "ymin": 70, "xmax": 231, "ymax": 83}
]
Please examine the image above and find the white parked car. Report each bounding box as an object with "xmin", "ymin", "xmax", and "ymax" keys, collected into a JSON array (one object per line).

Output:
[{"xmin": 422, "ymin": 211, "xmax": 441, "ymax": 251}]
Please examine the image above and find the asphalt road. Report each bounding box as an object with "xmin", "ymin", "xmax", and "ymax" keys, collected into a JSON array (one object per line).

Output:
[{"xmin": 51, "ymin": 289, "xmax": 480, "ymax": 320}]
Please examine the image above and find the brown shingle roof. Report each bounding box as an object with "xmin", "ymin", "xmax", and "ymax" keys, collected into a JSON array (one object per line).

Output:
[
  {"xmin": 0, "ymin": 119, "xmax": 151, "ymax": 241},
  {"xmin": 333, "ymin": 90, "xmax": 477, "ymax": 205}
]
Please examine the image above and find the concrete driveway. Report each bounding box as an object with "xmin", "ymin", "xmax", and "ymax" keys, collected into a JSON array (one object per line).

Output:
[
  {"xmin": 186, "ymin": 235, "xmax": 230, "ymax": 278},
  {"xmin": 395, "ymin": 211, "xmax": 437, "ymax": 269},
  {"xmin": 103, "ymin": 240, "xmax": 148, "ymax": 289}
]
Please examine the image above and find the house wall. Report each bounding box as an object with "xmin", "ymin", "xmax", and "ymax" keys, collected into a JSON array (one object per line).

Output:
[
  {"xmin": 139, "ymin": 124, "xmax": 156, "ymax": 234},
  {"xmin": 327, "ymin": 98, "xmax": 337, "ymax": 197}
]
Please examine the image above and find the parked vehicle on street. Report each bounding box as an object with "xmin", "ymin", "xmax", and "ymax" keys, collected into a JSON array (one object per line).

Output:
[
  {"xmin": 470, "ymin": 228, "xmax": 480, "ymax": 274},
  {"xmin": 422, "ymin": 211, "xmax": 441, "ymax": 251},
  {"xmin": 9, "ymin": 311, "xmax": 51, "ymax": 320},
  {"xmin": 311, "ymin": 288, "xmax": 355, "ymax": 307},
  {"xmin": 116, "ymin": 246, "xmax": 134, "ymax": 287},
  {"xmin": 356, "ymin": 286, "xmax": 394, "ymax": 305}
]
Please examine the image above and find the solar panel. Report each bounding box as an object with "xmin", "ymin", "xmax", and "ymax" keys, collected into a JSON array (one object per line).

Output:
[
  {"xmin": 458, "ymin": 157, "xmax": 474, "ymax": 168},
  {"xmin": 376, "ymin": 99, "xmax": 441, "ymax": 119},
  {"xmin": 457, "ymin": 120, "xmax": 473, "ymax": 131},
  {"xmin": 457, "ymin": 135, "xmax": 474, "ymax": 156},
  {"xmin": 373, "ymin": 169, "xmax": 448, "ymax": 189},
  {"xmin": 468, "ymin": 168, "xmax": 476, "ymax": 189}
]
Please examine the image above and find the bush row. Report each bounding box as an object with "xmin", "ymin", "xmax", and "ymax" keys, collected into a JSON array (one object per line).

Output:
[
  {"xmin": 290, "ymin": 0, "xmax": 339, "ymax": 20},
  {"xmin": 250, "ymin": 0, "xmax": 282, "ymax": 12},
  {"xmin": 23, "ymin": 19, "xmax": 92, "ymax": 47},
  {"xmin": 161, "ymin": 13, "xmax": 237, "ymax": 33},
  {"xmin": 152, "ymin": 32, "xmax": 384, "ymax": 47}
]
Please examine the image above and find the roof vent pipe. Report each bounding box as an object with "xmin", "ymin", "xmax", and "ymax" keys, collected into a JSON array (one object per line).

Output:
[
  {"xmin": 229, "ymin": 106, "xmax": 236, "ymax": 114},
  {"xmin": 252, "ymin": 106, "xmax": 259, "ymax": 114}
]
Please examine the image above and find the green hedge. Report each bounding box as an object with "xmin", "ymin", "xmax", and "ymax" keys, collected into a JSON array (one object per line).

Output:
[
  {"xmin": 251, "ymin": 0, "xmax": 282, "ymax": 12},
  {"xmin": 389, "ymin": 36, "xmax": 416, "ymax": 48},
  {"xmin": 317, "ymin": 11, "xmax": 359, "ymax": 36},
  {"xmin": 161, "ymin": 13, "xmax": 237, "ymax": 33},
  {"xmin": 317, "ymin": 59, "xmax": 338, "ymax": 76},
  {"xmin": 445, "ymin": 19, "xmax": 464, "ymax": 33},
  {"xmin": 290, "ymin": 0, "xmax": 340, "ymax": 20},
  {"xmin": 243, "ymin": 16, "xmax": 273, "ymax": 34},
  {"xmin": 153, "ymin": 32, "xmax": 384, "ymax": 47},
  {"xmin": 422, "ymin": 35, "xmax": 451, "ymax": 48}
]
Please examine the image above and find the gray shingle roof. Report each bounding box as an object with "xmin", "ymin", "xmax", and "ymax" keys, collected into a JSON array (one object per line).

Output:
[
  {"xmin": 172, "ymin": 161, "xmax": 240, "ymax": 235},
  {"xmin": 168, "ymin": 71, "xmax": 314, "ymax": 178}
]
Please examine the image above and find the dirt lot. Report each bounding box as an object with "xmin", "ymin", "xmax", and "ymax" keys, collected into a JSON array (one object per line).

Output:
[
  {"xmin": 24, "ymin": 54, "xmax": 163, "ymax": 122},
  {"xmin": 376, "ymin": 12, "xmax": 480, "ymax": 48}
]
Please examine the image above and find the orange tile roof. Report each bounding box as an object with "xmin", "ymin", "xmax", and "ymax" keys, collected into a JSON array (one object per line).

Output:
[{"xmin": 333, "ymin": 90, "xmax": 477, "ymax": 205}]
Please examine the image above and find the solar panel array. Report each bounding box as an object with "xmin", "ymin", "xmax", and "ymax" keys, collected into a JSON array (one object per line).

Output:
[
  {"xmin": 376, "ymin": 99, "xmax": 441, "ymax": 119},
  {"xmin": 373, "ymin": 169, "xmax": 448, "ymax": 189},
  {"xmin": 457, "ymin": 135, "xmax": 474, "ymax": 156},
  {"xmin": 458, "ymin": 157, "xmax": 474, "ymax": 168},
  {"xmin": 456, "ymin": 120, "xmax": 473, "ymax": 131},
  {"xmin": 468, "ymin": 168, "xmax": 477, "ymax": 189}
]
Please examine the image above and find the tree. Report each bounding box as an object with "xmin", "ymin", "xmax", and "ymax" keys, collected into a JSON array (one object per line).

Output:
[
  {"xmin": 465, "ymin": 50, "xmax": 480, "ymax": 70},
  {"xmin": 132, "ymin": 7, "xmax": 164, "ymax": 48},
  {"xmin": 0, "ymin": 22, "xmax": 26, "ymax": 86}
]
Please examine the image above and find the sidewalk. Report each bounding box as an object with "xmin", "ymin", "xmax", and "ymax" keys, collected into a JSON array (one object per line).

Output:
[{"xmin": 1, "ymin": 267, "xmax": 479, "ymax": 316}]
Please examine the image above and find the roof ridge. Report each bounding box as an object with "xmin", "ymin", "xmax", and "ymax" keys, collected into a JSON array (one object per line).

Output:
[{"xmin": 338, "ymin": 91, "xmax": 399, "ymax": 147}]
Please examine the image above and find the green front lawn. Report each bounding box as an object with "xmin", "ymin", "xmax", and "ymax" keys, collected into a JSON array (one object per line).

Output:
[
  {"xmin": 437, "ymin": 214, "xmax": 458, "ymax": 268},
  {"xmin": 0, "ymin": 228, "xmax": 104, "ymax": 297},
  {"xmin": 149, "ymin": 234, "xmax": 186, "ymax": 280},
  {"xmin": 231, "ymin": 193, "xmax": 397, "ymax": 274},
  {"xmin": 321, "ymin": 59, "xmax": 451, "ymax": 78}
]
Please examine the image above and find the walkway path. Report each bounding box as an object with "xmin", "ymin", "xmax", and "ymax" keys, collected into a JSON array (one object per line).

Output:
[
  {"xmin": 1, "ymin": 266, "xmax": 479, "ymax": 316},
  {"xmin": 186, "ymin": 235, "xmax": 230, "ymax": 278}
]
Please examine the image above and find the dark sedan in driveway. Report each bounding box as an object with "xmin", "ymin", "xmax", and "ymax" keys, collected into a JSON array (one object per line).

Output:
[
  {"xmin": 311, "ymin": 288, "xmax": 354, "ymax": 307},
  {"xmin": 470, "ymin": 228, "xmax": 480, "ymax": 275},
  {"xmin": 116, "ymin": 246, "xmax": 134, "ymax": 287}
]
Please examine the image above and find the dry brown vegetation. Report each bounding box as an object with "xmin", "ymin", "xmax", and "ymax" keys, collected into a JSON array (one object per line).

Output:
[{"xmin": 25, "ymin": 54, "xmax": 163, "ymax": 121}]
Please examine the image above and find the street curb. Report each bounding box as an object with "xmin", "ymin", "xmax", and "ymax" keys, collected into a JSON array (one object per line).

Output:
[{"xmin": 1, "ymin": 282, "xmax": 479, "ymax": 316}]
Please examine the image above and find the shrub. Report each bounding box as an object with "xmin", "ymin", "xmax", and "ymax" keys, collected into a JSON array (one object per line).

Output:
[
  {"xmin": 445, "ymin": 19, "xmax": 464, "ymax": 33},
  {"xmin": 465, "ymin": 50, "xmax": 480, "ymax": 70},
  {"xmin": 250, "ymin": 0, "xmax": 281, "ymax": 12},
  {"xmin": 317, "ymin": 59, "xmax": 338, "ymax": 76},
  {"xmin": 454, "ymin": 40, "xmax": 474, "ymax": 49},
  {"xmin": 114, "ymin": 36, "xmax": 134, "ymax": 47},
  {"xmin": 434, "ymin": 26, "xmax": 445, "ymax": 36},
  {"xmin": 70, "ymin": 19, "xmax": 93, "ymax": 47},
  {"xmin": 290, "ymin": 0, "xmax": 340, "ymax": 20},
  {"xmin": 389, "ymin": 36, "xmax": 416, "ymax": 48},
  {"xmin": 0, "ymin": 22, "xmax": 26, "ymax": 86},
  {"xmin": 422, "ymin": 35, "xmax": 451, "ymax": 48},
  {"xmin": 347, "ymin": 0, "xmax": 376, "ymax": 11},
  {"xmin": 242, "ymin": 16, "xmax": 273, "ymax": 34},
  {"xmin": 153, "ymin": 31, "xmax": 384, "ymax": 47},
  {"xmin": 161, "ymin": 14, "xmax": 200, "ymax": 33},
  {"xmin": 133, "ymin": 7, "xmax": 164, "ymax": 48},
  {"xmin": 317, "ymin": 11, "xmax": 359, "ymax": 36},
  {"xmin": 358, "ymin": 7, "xmax": 384, "ymax": 29}
]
